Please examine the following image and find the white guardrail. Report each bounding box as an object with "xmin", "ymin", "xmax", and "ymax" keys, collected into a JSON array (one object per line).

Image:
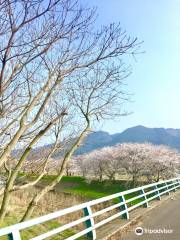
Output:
[{"xmin": 0, "ymin": 178, "xmax": 180, "ymax": 240}]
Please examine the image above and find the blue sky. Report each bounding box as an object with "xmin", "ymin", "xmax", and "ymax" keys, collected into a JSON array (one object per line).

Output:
[{"xmin": 82, "ymin": 0, "xmax": 180, "ymax": 133}]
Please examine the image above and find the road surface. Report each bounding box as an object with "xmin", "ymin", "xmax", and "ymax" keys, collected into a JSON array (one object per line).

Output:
[{"xmin": 121, "ymin": 191, "xmax": 180, "ymax": 240}]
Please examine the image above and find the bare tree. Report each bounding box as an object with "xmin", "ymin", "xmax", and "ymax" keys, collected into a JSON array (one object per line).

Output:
[
  {"xmin": 21, "ymin": 62, "xmax": 134, "ymax": 221},
  {"xmin": 0, "ymin": 0, "xmax": 139, "ymax": 222}
]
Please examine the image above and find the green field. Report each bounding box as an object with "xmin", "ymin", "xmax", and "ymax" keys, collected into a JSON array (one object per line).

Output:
[
  {"xmin": 0, "ymin": 175, "xmax": 153, "ymax": 239},
  {"xmin": 41, "ymin": 175, "xmax": 154, "ymax": 208},
  {"xmin": 41, "ymin": 175, "xmax": 130, "ymax": 199},
  {"xmin": 19, "ymin": 174, "xmax": 148, "ymax": 204}
]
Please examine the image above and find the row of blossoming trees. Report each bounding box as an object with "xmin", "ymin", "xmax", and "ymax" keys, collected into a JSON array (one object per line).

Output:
[{"xmin": 75, "ymin": 143, "xmax": 180, "ymax": 186}]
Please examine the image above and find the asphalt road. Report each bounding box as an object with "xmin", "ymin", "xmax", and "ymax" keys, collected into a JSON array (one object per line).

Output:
[{"xmin": 121, "ymin": 191, "xmax": 180, "ymax": 240}]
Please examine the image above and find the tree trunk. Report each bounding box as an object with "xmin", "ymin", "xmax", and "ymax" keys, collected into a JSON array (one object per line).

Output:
[
  {"xmin": 0, "ymin": 119, "xmax": 58, "ymax": 222},
  {"xmin": 156, "ymin": 171, "xmax": 160, "ymax": 182},
  {"xmin": 21, "ymin": 125, "xmax": 90, "ymax": 222},
  {"xmin": 132, "ymin": 175, "xmax": 137, "ymax": 187}
]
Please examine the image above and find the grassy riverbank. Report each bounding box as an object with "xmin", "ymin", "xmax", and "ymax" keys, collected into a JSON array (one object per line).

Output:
[
  {"xmin": 0, "ymin": 175, "xmax": 146, "ymax": 239},
  {"xmin": 41, "ymin": 175, "xmax": 130, "ymax": 199}
]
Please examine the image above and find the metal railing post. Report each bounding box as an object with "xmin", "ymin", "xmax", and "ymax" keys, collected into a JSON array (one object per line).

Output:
[
  {"xmin": 83, "ymin": 205, "xmax": 96, "ymax": 240},
  {"xmin": 8, "ymin": 230, "xmax": 21, "ymax": 240},
  {"xmin": 175, "ymin": 179, "xmax": 180, "ymax": 190},
  {"xmin": 165, "ymin": 182, "xmax": 170, "ymax": 195},
  {"xmin": 119, "ymin": 195, "xmax": 129, "ymax": 219},
  {"xmin": 172, "ymin": 180, "xmax": 176, "ymax": 192},
  {"xmin": 177, "ymin": 179, "xmax": 180, "ymax": 189},
  {"xmin": 175, "ymin": 179, "xmax": 179, "ymax": 190},
  {"xmin": 140, "ymin": 188, "xmax": 149, "ymax": 208},
  {"xmin": 175, "ymin": 180, "xmax": 178, "ymax": 191},
  {"xmin": 153, "ymin": 184, "xmax": 161, "ymax": 200}
]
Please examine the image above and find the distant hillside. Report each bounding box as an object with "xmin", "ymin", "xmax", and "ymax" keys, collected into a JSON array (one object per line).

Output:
[
  {"xmin": 14, "ymin": 126, "xmax": 180, "ymax": 160},
  {"xmin": 75, "ymin": 126, "xmax": 180, "ymax": 155}
]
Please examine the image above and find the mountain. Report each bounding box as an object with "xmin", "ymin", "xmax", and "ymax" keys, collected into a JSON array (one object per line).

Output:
[
  {"xmin": 75, "ymin": 131, "xmax": 114, "ymax": 155},
  {"xmin": 75, "ymin": 125, "xmax": 180, "ymax": 155},
  {"xmin": 15, "ymin": 126, "xmax": 180, "ymax": 160},
  {"xmin": 111, "ymin": 126, "xmax": 180, "ymax": 148}
]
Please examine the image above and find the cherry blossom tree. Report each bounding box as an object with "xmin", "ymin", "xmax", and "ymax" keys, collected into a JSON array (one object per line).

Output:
[{"xmin": 77, "ymin": 143, "xmax": 180, "ymax": 186}]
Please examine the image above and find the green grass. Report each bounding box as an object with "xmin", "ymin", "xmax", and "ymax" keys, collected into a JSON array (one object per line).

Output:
[
  {"xmin": 1, "ymin": 175, "xmax": 88, "ymax": 240},
  {"xmin": 5, "ymin": 174, "xmax": 158, "ymax": 240},
  {"xmin": 1, "ymin": 217, "xmax": 86, "ymax": 240},
  {"xmin": 57, "ymin": 176, "xmax": 154, "ymax": 207},
  {"xmin": 1, "ymin": 215, "xmax": 76, "ymax": 240},
  {"xmin": 61, "ymin": 177, "xmax": 128, "ymax": 199},
  {"xmin": 21, "ymin": 174, "xmax": 147, "ymax": 201},
  {"xmin": 17, "ymin": 174, "xmax": 157, "ymax": 207},
  {"xmin": 59, "ymin": 177, "xmax": 152, "ymax": 214},
  {"xmin": 30, "ymin": 174, "xmax": 128, "ymax": 199},
  {"xmin": 1, "ymin": 174, "xmax": 152, "ymax": 240},
  {"xmin": 0, "ymin": 209, "xmax": 85, "ymax": 240},
  {"xmin": 53, "ymin": 176, "xmax": 156, "ymax": 207},
  {"xmin": 27, "ymin": 174, "xmax": 140, "ymax": 203}
]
